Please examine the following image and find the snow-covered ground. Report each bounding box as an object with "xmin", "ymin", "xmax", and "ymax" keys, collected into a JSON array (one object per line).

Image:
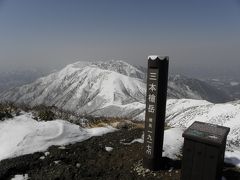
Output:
[
  {"xmin": 163, "ymin": 128, "xmax": 184, "ymax": 159},
  {"xmin": 122, "ymin": 99, "xmax": 240, "ymax": 167},
  {"xmin": 1, "ymin": 98, "xmax": 240, "ymax": 169},
  {"xmin": 11, "ymin": 174, "xmax": 29, "ymax": 180},
  {"xmin": 132, "ymin": 127, "xmax": 240, "ymax": 168},
  {"xmin": 165, "ymin": 99, "xmax": 240, "ymax": 167},
  {"xmin": 0, "ymin": 113, "xmax": 116, "ymax": 162}
]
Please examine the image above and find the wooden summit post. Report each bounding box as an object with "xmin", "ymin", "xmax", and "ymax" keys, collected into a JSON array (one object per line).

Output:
[{"xmin": 143, "ymin": 55, "xmax": 169, "ymax": 171}]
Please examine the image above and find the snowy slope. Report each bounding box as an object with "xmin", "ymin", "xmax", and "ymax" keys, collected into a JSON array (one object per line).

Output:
[
  {"xmin": 91, "ymin": 60, "xmax": 146, "ymax": 80},
  {"xmin": 165, "ymin": 99, "xmax": 240, "ymax": 166},
  {"xmin": 0, "ymin": 60, "xmax": 231, "ymax": 120},
  {"xmin": 0, "ymin": 61, "xmax": 146, "ymax": 120},
  {"xmin": 125, "ymin": 99, "xmax": 240, "ymax": 167},
  {"xmin": 2, "ymin": 99, "xmax": 240, "ymax": 167},
  {"xmin": 0, "ymin": 113, "xmax": 115, "ymax": 161}
]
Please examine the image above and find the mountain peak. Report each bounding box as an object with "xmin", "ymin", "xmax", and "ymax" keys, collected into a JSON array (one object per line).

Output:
[
  {"xmin": 0, "ymin": 60, "xmax": 233, "ymax": 121},
  {"xmin": 63, "ymin": 60, "xmax": 145, "ymax": 80}
]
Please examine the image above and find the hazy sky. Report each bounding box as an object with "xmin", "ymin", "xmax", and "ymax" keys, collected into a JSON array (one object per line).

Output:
[{"xmin": 0, "ymin": 0, "xmax": 240, "ymax": 78}]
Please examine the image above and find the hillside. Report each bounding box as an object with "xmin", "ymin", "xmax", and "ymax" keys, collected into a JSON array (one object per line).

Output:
[
  {"xmin": 0, "ymin": 99, "xmax": 239, "ymax": 179},
  {"xmin": 0, "ymin": 125, "xmax": 239, "ymax": 180},
  {"xmin": 0, "ymin": 60, "xmax": 232, "ymax": 121}
]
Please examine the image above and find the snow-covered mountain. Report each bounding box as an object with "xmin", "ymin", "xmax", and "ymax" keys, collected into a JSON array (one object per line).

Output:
[
  {"xmin": 0, "ymin": 60, "xmax": 231, "ymax": 120},
  {"xmin": 0, "ymin": 61, "xmax": 146, "ymax": 120},
  {"xmin": 205, "ymin": 78, "xmax": 240, "ymax": 100},
  {"xmin": 168, "ymin": 75, "xmax": 231, "ymax": 103}
]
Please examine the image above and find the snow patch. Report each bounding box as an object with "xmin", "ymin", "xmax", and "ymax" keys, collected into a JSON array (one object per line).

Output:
[
  {"xmin": 11, "ymin": 174, "xmax": 29, "ymax": 180},
  {"xmin": 105, "ymin": 146, "xmax": 113, "ymax": 152},
  {"xmin": 0, "ymin": 113, "xmax": 116, "ymax": 161},
  {"xmin": 225, "ymin": 151, "xmax": 240, "ymax": 167},
  {"xmin": 148, "ymin": 55, "xmax": 159, "ymax": 60},
  {"xmin": 163, "ymin": 128, "xmax": 184, "ymax": 159},
  {"xmin": 39, "ymin": 156, "xmax": 45, "ymax": 160},
  {"xmin": 44, "ymin": 152, "xmax": 50, "ymax": 156},
  {"xmin": 122, "ymin": 128, "xmax": 183, "ymax": 159},
  {"xmin": 148, "ymin": 55, "xmax": 168, "ymax": 60},
  {"xmin": 121, "ymin": 138, "xmax": 144, "ymax": 145}
]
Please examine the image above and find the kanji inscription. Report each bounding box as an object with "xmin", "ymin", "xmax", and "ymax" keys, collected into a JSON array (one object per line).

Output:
[{"xmin": 144, "ymin": 68, "xmax": 159, "ymax": 158}]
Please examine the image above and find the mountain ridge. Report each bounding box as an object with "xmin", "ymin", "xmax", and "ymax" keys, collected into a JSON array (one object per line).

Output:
[{"xmin": 0, "ymin": 60, "xmax": 233, "ymax": 120}]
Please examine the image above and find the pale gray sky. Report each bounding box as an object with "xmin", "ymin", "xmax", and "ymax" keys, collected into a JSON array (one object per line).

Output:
[{"xmin": 0, "ymin": 0, "xmax": 240, "ymax": 78}]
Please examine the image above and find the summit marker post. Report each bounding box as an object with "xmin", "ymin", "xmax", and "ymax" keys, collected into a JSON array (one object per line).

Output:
[{"xmin": 143, "ymin": 55, "xmax": 169, "ymax": 171}]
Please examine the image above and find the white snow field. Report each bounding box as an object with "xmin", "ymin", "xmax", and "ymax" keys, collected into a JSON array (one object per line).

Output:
[
  {"xmin": 0, "ymin": 98, "xmax": 240, "ymax": 168},
  {"xmin": 164, "ymin": 99, "xmax": 240, "ymax": 167},
  {"xmin": 132, "ymin": 127, "xmax": 240, "ymax": 167},
  {"xmin": 0, "ymin": 113, "xmax": 116, "ymax": 162},
  {"xmin": 125, "ymin": 99, "xmax": 240, "ymax": 167}
]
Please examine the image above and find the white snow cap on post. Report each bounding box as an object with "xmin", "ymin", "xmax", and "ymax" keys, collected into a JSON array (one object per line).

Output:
[{"xmin": 148, "ymin": 55, "xmax": 168, "ymax": 60}]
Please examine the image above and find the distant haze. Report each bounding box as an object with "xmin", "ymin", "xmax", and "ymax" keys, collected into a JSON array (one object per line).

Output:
[{"xmin": 0, "ymin": 0, "xmax": 240, "ymax": 79}]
